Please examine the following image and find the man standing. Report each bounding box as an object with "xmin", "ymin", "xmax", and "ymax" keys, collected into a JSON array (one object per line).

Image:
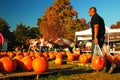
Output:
[
  {"xmin": 88, "ymin": 7, "xmax": 114, "ymax": 73},
  {"xmin": 88, "ymin": 7, "xmax": 105, "ymax": 53}
]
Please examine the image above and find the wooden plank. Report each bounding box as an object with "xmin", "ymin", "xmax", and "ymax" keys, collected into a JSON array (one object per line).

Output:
[{"xmin": 0, "ymin": 69, "xmax": 58, "ymax": 79}]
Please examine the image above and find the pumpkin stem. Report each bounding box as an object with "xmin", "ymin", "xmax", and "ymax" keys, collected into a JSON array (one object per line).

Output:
[
  {"xmin": 96, "ymin": 70, "xmax": 99, "ymax": 72},
  {"xmin": 36, "ymin": 74, "xmax": 40, "ymax": 80},
  {"xmin": 108, "ymin": 63, "xmax": 116, "ymax": 74}
]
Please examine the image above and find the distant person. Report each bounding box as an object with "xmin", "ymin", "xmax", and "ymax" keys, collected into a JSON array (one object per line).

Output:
[
  {"xmin": 39, "ymin": 34, "xmax": 45, "ymax": 52},
  {"xmin": 0, "ymin": 33, "xmax": 4, "ymax": 51}
]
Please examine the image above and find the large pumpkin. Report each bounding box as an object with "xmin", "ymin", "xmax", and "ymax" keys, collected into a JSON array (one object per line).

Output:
[
  {"xmin": 20, "ymin": 56, "xmax": 33, "ymax": 71},
  {"xmin": 32, "ymin": 57, "xmax": 48, "ymax": 74},
  {"xmin": 91, "ymin": 56, "xmax": 105, "ymax": 71},
  {"xmin": 0, "ymin": 57, "xmax": 17, "ymax": 72}
]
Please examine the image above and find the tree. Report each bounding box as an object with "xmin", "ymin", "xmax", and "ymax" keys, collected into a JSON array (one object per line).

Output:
[
  {"xmin": 27, "ymin": 27, "xmax": 40, "ymax": 39},
  {"xmin": 14, "ymin": 23, "xmax": 29, "ymax": 45},
  {"xmin": 39, "ymin": 0, "xmax": 79, "ymax": 40},
  {"xmin": 65, "ymin": 18, "xmax": 89, "ymax": 40},
  {"xmin": 0, "ymin": 17, "xmax": 13, "ymax": 39},
  {"xmin": 14, "ymin": 23, "xmax": 40, "ymax": 49},
  {"xmin": 110, "ymin": 21, "xmax": 120, "ymax": 29}
]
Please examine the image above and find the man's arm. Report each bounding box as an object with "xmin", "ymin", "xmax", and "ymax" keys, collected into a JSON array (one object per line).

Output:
[{"xmin": 94, "ymin": 24, "xmax": 99, "ymax": 44}]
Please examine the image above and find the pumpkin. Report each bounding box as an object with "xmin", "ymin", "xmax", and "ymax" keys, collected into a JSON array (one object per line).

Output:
[
  {"xmin": 79, "ymin": 54, "xmax": 88, "ymax": 64},
  {"xmin": 61, "ymin": 51, "xmax": 67, "ymax": 58},
  {"xmin": 85, "ymin": 53, "xmax": 92, "ymax": 63},
  {"xmin": 30, "ymin": 52, "xmax": 35, "ymax": 57},
  {"xmin": 54, "ymin": 57, "xmax": 63, "ymax": 65},
  {"xmin": 0, "ymin": 57, "xmax": 17, "ymax": 72},
  {"xmin": 73, "ymin": 50, "xmax": 80, "ymax": 54},
  {"xmin": 20, "ymin": 56, "xmax": 33, "ymax": 71},
  {"xmin": 56, "ymin": 52, "xmax": 63, "ymax": 58},
  {"xmin": 7, "ymin": 52, "xmax": 15, "ymax": 58},
  {"xmin": 23, "ymin": 52, "xmax": 30, "ymax": 56},
  {"xmin": 113, "ymin": 54, "xmax": 120, "ymax": 65},
  {"xmin": 67, "ymin": 54, "xmax": 74, "ymax": 61},
  {"xmin": 105, "ymin": 53, "xmax": 114, "ymax": 63},
  {"xmin": 0, "ymin": 52, "xmax": 8, "ymax": 58},
  {"xmin": 13, "ymin": 54, "xmax": 24, "ymax": 68},
  {"xmin": 49, "ymin": 52, "xmax": 56, "ymax": 59},
  {"xmin": 91, "ymin": 56, "xmax": 105, "ymax": 71},
  {"xmin": 43, "ymin": 52, "xmax": 49, "ymax": 58},
  {"xmin": 34, "ymin": 52, "xmax": 44, "ymax": 58},
  {"xmin": 32, "ymin": 57, "xmax": 48, "ymax": 74},
  {"xmin": 73, "ymin": 53, "xmax": 80, "ymax": 60}
]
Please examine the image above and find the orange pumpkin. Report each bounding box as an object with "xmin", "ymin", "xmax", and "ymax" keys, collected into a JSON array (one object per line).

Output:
[
  {"xmin": 105, "ymin": 53, "xmax": 114, "ymax": 63},
  {"xmin": 67, "ymin": 54, "xmax": 74, "ymax": 61},
  {"xmin": 23, "ymin": 52, "xmax": 30, "ymax": 56},
  {"xmin": 113, "ymin": 54, "xmax": 120, "ymax": 65},
  {"xmin": 13, "ymin": 54, "xmax": 24, "ymax": 68},
  {"xmin": 61, "ymin": 51, "xmax": 67, "ymax": 58},
  {"xmin": 30, "ymin": 52, "xmax": 35, "ymax": 57},
  {"xmin": 32, "ymin": 57, "xmax": 48, "ymax": 74},
  {"xmin": 56, "ymin": 52, "xmax": 63, "ymax": 58},
  {"xmin": 73, "ymin": 53, "xmax": 80, "ymax": 60},
  {"xmin": 34, "ymin": 52, "xmax": 44, "ymax": 58},
  {"xmin": 49, "ymin": 52, "xmax": 56, "ymax": 59},
  {"xmin": 20, "ymin": 56, "xmax": 33, "ymax": 71},
  {"xmin": 91, "ymin": 56, "xmax": 105, "ymax": 71},
  {"xmin": 43, "ymin": 52, "xmax": 49, "ymax": 58},
  {"xmin": 85, "ymin": 53, "xmax": 92, "ymax": 63},
  {"xmin": 0, "ymin": 57, "xmax": 17, "ymax": 72},
  {"xmin": 0, "ymin": 52, "xmax": 8, "ymax": 58},
  {"xmin": 7, "ymin": 52, "xmax": 15, "ymax": 58},
  {"xmin": 54, "ymin": 57, "xmax": 63, "ymax": 65},
  {"xmin": 79, "ymin": 54, "xmax": 88, "ymax": 64}
]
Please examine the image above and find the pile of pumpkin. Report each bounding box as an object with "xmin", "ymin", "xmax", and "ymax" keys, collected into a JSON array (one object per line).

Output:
[
  {"xmin": 0, "ymin": 50, "xmax": 93, "ymax": 74},
  {"xmin": 0, "ymin": 50, "xmax": 111, "ymax": 75},
  {"xmin": 0, "ymin": 51, "xmax": 48, "ymax": 74}
]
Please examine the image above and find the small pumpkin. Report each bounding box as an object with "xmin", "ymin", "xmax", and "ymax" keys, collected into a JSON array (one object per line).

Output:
[
  {"xmin": 54, "ymin": 57, "xmax": 63, "ymax": 65},
  {"xmin": 67, "ymin": 54, "xmax": 74, "ymax": 61},
  {"xmin": 79, "ymin": 54, "xmax": 88, "ymax": 64}
]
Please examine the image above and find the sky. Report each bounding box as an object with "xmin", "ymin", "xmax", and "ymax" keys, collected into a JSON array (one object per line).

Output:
[{"xmin": 0, "ymin": 0, "xmax": 120, "ymax": 31}]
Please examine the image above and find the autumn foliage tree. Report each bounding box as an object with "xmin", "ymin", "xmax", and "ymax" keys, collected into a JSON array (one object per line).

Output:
[
  {"xmin": 110, "ymin": 21, "xmax": 120, "ymax": 29},
  {"xmin": 39, "ymin": 0, "xmax": 88, "ymax": 40}
]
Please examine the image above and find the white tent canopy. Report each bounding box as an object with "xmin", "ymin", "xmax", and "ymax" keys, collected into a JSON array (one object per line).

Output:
[
  {"xmin": 75, "ymin": 27, "xmax": 120, "ymax": 41},
  {"xmin": 75, "ymin": 28, "xmax": 92, "ymax": 36},
  {"xmin": 106, "ymin": 28, "xmax": 120, "ymax": 34}
]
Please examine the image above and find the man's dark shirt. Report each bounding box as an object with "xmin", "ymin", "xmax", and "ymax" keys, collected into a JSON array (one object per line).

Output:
[{"xmin": 91, "ymin": 13, "xmax": 105, "ymax": 40}]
